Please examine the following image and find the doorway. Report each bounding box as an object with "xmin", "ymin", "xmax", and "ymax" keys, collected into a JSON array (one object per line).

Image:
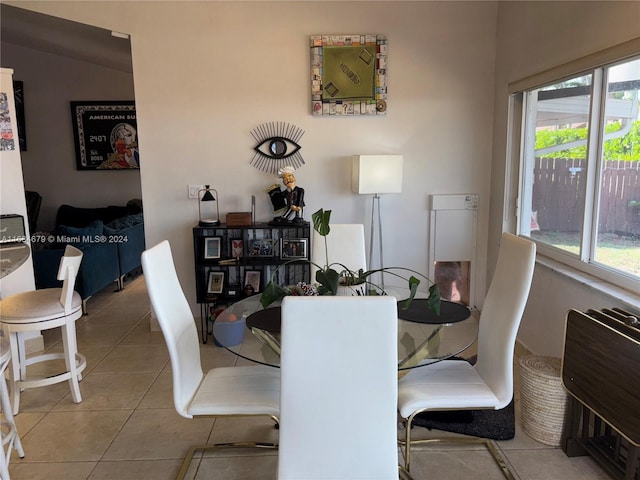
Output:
[{"xmin": 0, "ymin": 4, "xmax": 141, "ymax": 232}]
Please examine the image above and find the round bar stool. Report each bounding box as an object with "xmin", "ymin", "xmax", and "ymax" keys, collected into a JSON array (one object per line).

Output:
[
  {"xmin": 1, "ymin": 338, "xmax": 25, "ymax": 479},
  {"xmin": 0, "ymin": 245, "xmax": 86, "ymax": 414}
]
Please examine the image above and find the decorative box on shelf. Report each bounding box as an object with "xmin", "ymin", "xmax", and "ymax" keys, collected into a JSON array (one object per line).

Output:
[{"xmin": 225, "ymin": 212, "xmax": 252, "ymax": 227}]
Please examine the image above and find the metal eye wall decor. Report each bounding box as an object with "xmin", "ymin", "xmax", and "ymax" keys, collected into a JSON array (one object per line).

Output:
[{"xmin": 249, "ymin": 121, "xmax": 305, "ymax": 174}]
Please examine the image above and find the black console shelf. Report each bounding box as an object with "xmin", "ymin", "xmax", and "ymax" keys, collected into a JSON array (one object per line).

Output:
[{"xmin": 192, "ymin": 223, "xmax": 310, "ymax": 342}]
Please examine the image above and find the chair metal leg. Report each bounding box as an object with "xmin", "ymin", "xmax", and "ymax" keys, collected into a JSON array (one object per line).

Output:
[
  {"xmin": 401, "ymin": 414, "xmax": 516, "ymax": 480},
  {"xmin": 398, "ymin": 465, "xmax": 416, "ymax": 480},
  {"xmin": 176, "ymin": 442, "xmax": 279, "ymax": 480}
]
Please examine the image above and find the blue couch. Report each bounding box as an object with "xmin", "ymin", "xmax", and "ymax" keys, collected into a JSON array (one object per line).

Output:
[{"xmin": 33, "ymin": 204, "xmax": 145, "ymax": 313}]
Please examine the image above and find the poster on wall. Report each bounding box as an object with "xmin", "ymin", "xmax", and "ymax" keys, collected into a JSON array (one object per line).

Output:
[
  {"xmin": 13, "ymin": 81, "xmax": 26, "ymax": 151},
  {"xmin": 0, "ymin": 92, "xmax": 16, "ymax": 151},
  {"xmin": 310, "ymin": 34, "xmax": 387, "ymax": 116},
  {"xmin": 70, "ymin": 101, "xmax": 140, "ymax": 170}
]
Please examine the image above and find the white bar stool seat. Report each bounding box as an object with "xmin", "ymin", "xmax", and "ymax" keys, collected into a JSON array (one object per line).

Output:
[
  {"xmin": 0, "ymin": 245, "xmax": 86, "ymax": 414},
  {"xmin": 1, "ymin": 338, "xmax": 25, "ymax": 479}
]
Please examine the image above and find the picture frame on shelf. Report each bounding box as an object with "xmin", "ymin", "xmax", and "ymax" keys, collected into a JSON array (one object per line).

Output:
[
  {"xmin": 230, "ymin": 238, "xmax": 244, "ymax": 258},
  {"xmin": 244, "ymin": 270, "xmax": 262, "ymax": 293},
  {"xmin": 204, "ymin": 237, "xmax": 221, "ymax": 259},
  {"xmin": 207, "ymin": 271, "xmax": 225, "ymax": 294},
  {"xmin": 281, "ymin": 238, "xmax": 307, "ymax": 259},
  {"xmin": 249, "ymin": 239, "xmax": 277, "ymax": 257}
]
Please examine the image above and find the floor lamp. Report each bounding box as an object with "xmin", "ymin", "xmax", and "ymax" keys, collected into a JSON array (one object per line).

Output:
[{"xmin": 351, "ymin": 154, "xmax": 404, "ymax": 291}]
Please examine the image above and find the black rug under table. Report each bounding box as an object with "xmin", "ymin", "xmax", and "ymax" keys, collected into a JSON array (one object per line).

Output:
[{"xmin": 410, "ymin": 356, "xmax": 516, "ymax": 441}]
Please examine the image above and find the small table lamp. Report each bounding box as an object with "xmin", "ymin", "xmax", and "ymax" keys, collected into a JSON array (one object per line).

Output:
[
  {"xmin": 352, "ymin": 155, "xmax": 403, "ymax": 290},
  {"xmin": 198, "ymin": 185, "xmax": 220, "ymax": 226}
]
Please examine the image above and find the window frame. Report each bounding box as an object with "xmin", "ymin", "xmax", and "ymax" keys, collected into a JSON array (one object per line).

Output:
[{"xmin": 509, "ymin": 43, "xmax": 640, "ymax": 295}]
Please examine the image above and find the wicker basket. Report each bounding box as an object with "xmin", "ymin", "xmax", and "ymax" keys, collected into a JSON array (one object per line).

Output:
[{"xmin": 519, "ymin": 355, "xmax": 569, "ymax": 446}]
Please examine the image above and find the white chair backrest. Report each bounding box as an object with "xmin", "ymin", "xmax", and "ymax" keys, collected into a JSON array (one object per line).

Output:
[
  {"xmin": 310, "ymin": 223, "xmax": 367, "ymax": 282},
  {"xmin": 57, "ymin": 245, "xmax": 83, "ymax": 314},
  {"xmin": 141, "ymin": 240, "xmax": 204, "ymax": 418},
  {"xmin": 278, "ymin": 296, "xmax": 399, "ymax": 480},
  {"xmin": 475, "ymin": 232, "xmax": 536, "ymax": 407}
]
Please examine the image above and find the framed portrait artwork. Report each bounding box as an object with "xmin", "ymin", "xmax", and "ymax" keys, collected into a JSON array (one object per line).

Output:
[
  {"xmin": 281, "ymin": 239, "xmax": 307, "ymax": 259},
  {"xmin": 244, "ymin": 270, "xmax": 262, "ymax": 293},
  {"xmin": 204, "ymin": 237, "xmax": 221, "ymax": 259},
  {"xmin": 207, "ymin": 271, "xmax": 225, "ymax": 294},
  {"xmin": 310, "ymin": 34, "xmax": 387, "ymax": 116},
  {"xmin": 70, "ymin": 101, "xmax": 139, "ymax": 170},
  {"xmin": 249, "ymin": 239, "xmax": 277, "ymax": 257}
]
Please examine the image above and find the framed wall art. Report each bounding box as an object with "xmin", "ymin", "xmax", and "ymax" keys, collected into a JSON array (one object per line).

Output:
[
  {"xmin": 281, "ymin": 238, "xmax": 307, "ymax": 259},
  {"xmin": 230, "ymin": 239, "xmax": 244, "ymax": 258},
  {"xmin": 244, "ymin": 270, "xmax": 262, "ymax": 293},
  {"xmin": 204, "ymin": 237, "xmax": 222, "ymax": 259},
  {"xmin": 0, "ymin": 92, "xmax": 16, "ymax": 151},
  {"xmin": 13, "ymin": 81, "xmax": 26, "ymax": 151},
  {"xmin": 70, "ymin": 101, "xmax": 139, "ymax": 170},
  {"xmin": 249, "ymin": 239, "xmax": 277, "ymax": 257},
  {"xmin": 310, "ymin": 34, "xmax": 387, "ymax": 116},
  {"xmin": 207, "ymin": 271, "xmax": 225, "ymax": 294}
]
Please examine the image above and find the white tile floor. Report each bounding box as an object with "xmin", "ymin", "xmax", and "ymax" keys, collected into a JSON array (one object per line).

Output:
[{"xmin": 3, "ymin": 275, "xmax": 610, "ymax": 480}]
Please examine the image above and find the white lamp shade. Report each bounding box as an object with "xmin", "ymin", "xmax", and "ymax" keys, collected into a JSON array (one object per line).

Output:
[{"xmin": 351, "ymin": 155, "xmax": 403, "ymax": 194}]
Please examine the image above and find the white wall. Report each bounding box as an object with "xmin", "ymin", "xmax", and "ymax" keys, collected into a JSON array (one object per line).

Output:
[
  {"xmin": 9, "ymin": 1, "xmax": 498, "ymax": 315},
  {"xmin": 0, "ymin": 42, "xmax": 140, "ymax": 232},
  {"xmin": 492, "ymin": 1, "xmax": 640, "ymax": 355}
]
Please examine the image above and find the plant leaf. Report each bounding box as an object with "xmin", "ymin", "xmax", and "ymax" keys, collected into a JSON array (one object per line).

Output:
[
  {"xmin": 260, "ymin": 281, "xmax": 288, "ymax": 308},
  {"xmin": 315, "ymin": 267, "xmax": 340, "ymax": 295},
  {"xmin": 312, "ymin": 208, "xmax": 331, "ymax": 237},
  {"xmin": 398, "ymin": 275, "xmax": 420, "ymax": 310},
  {"xmin": 427, "ymin": 284, "xmax": 441, "ymax": 315}
]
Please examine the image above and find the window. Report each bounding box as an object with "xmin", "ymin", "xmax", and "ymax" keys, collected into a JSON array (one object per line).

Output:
[{"xmin": 516, "ymin": 56, "xmax": 640, "ymax": 291}]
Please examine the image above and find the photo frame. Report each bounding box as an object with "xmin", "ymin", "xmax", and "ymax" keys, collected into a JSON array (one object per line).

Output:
[
  {"xmin": 310, "ymin": 34, "xmax": 387, "ymax": 116},
  {"xmin": 244, "ymin": 270, "xmax": 262, "ymax": 293},
  {"xmin": 207, "ymin": 271, "xmax": 225, "ymax": 294},
  {"xmin": 249, "ymin": 239, "xmax": 277, "ymax": 257},
  {"xmin": 281, "ymin": 238, "xmax": 307, "ymax": 259},
  {"xmin": 204, "ymin": 237, "xmax": 221, "ymax": 259},
  {"xmin": 70, "ymin": 101, "xmax": 139, "ymax": 170},
  {"xmin": 230, "ymin": 238, "xmax": 244, "ymax": 258}
]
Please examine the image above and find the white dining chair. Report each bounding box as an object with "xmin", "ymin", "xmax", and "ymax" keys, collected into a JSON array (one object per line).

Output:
[
  {"xmin": 278, "ymin": 295, "xmax": 414, "ymax": 480},
  {"xmin": 141, "ymin": 240, "xmax": 279, "ymax": 480},
  {"xmin": 397, "ymin": 232, "xmax": 536, "ymax": 478},
  {"xmin": 0, "ymin": 244, "xmax": 86, "ymax": 414},
  {"xmin": 310, "ymin": 223, "xmax": 367, "ymax": 282}
]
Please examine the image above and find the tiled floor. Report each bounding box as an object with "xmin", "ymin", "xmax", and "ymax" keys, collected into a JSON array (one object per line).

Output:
[{"xmin": 3, "ymin": 275, "xmax": 610, "ymax": 480}]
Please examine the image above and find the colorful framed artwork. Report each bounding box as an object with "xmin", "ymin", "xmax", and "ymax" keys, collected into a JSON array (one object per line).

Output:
[
  {"xmin": 280, "ymin": 238, "xmax": 307, "ymax": 259},
  {"xmin": 244, "ymin": 270, "xmax": 262, "ymax": 293},
  {"xmin": 230, "ymin": 239, "xmax": 244, "ymax": 258},
  {"xmin": 70, "ymin": 101, "xmax": 139, "ymax": 170},
  {"xmin": 204, "ymin": 237, "xmax": 221, "ymax": 259},
  {"xmin": 207, "ymin": 271, "xmax": 225, "ymax": 294},
  {"xmin": 0, "ymin": 92, "xmax": 16, "ymax": 151},
  {"xmin": 249, "ymin": 239, "xmax": 277, "ymax": 257},
  {"xmin": 310, "ymin": 34, "xmax": 387, "ymax": 116}
]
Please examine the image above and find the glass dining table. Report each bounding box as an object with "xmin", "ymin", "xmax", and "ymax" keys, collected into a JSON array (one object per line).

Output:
[{"xmin": 212, "ymin": 292, "xmax": 478, "ymax": 372}]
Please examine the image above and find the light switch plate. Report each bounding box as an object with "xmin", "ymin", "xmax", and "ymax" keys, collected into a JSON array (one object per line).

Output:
[{"xmin": 188, "ymin": 185, "xmax": 204, "ymax": 199}]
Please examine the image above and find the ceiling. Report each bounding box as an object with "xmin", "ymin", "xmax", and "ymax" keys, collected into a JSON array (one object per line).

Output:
[{"xmin": 0, "ymin": 4, "xmax": 133, "ymax": 73}]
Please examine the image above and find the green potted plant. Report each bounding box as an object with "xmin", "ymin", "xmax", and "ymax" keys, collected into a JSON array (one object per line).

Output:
[{"xmin": 260, "ymin": 208, "xmax": 441, "ymax": 314}]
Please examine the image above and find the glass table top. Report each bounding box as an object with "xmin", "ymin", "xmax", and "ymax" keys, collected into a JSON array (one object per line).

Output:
[{"xmin": 212, "ymin": 294, "xmax": 478, "ymax": 371}]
